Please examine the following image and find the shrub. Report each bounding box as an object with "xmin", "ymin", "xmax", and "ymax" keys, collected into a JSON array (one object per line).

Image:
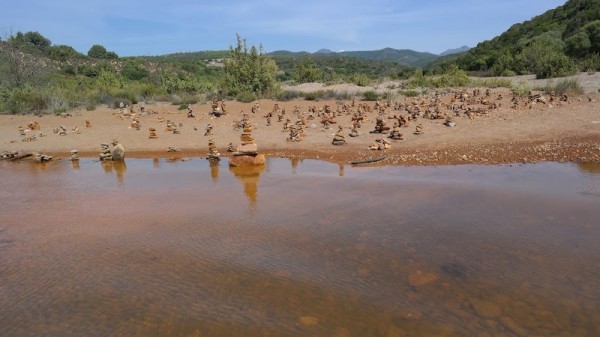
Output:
[
  {"xmin": 235, "ymin": 90, "xmax": 256, "ymax": 103},
  {"xmin": 303, "ymin": 91, "xmax": 325, "ymax": 101},
  {"xmin": 350, "ymin": 73, "xmax": 371, "ymax": 87},
  {"xmin": 363, "ymin": 91, "xmax": 379, "ymax": 101},
  {"xmin": 399, "ymin": 90, "xmax": 420, "ymax": 97},
  {"xmin": 542, "ymin": 79, "xmax": 584, "ymax": 96},
  {"xmin": 471, "ymin": 78, "xmax": 514, "ymax": 88},
  {"xmin": 276, "ymin": 90, "xmax": 301, "ymax": 101}
]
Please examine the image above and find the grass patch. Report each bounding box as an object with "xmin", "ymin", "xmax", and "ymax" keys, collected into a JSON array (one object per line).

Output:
[
  {"xmin": 363, "ymin": 91, "xmax": 379, "ymax": 101},
  {"xmin": 537, "ymin": 79, "xmax": 584, "ymax": 96},
  {"xmin": 471, "ymin": 78, "xmax": 514, "ymax": 89}
]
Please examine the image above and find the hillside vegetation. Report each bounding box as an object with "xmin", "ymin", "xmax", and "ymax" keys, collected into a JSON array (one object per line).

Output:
[
  {"xmin": 428, "ymin": 0, "xmax": 600, "ymax": 78},
  {"xmin": 1, "ymin": 0, "xmax": 598, "ymax": 114}
]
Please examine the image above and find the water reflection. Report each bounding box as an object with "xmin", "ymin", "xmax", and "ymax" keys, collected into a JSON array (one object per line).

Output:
[
  {"xmin": 1, "ymin": 159, "xmax": 600, "ymax": 337},
  {"xmin": 71, "ymin": 160, "xmax": 80, "ymax": 170},
  {"xmin": 100, "ymin": 160, "xmax": 127, "ymax": 185},
  {"xmin": 209, "ymin": 159, "xmax": 220, "ymax": 182},
  {"xmin": 577, "ymin": 162, "xmax": 600, "ymax": 174},
  {"xmin": 338, "ymin": 163, "xmax": 345, "ymax": 177},
  {"xmin": 291, "ymin": 157, "xmax": 302, "ymax": 174},
  {"xmin": 228, "ymin": 164, "xmax": 265, "ymax": 209}
]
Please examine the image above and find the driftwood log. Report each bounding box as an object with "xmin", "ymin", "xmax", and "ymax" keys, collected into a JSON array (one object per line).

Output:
[{"xmin": 350, "ymin": 157, "xmax": 386, "ymax": 165}]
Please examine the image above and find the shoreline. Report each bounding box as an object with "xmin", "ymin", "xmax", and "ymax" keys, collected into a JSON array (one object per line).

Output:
[{"xmin": 10, "ymin": 135, "xmax": 598, "ymax": 167}]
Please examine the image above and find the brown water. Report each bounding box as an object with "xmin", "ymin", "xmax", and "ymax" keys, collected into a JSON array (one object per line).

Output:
[{"xmin": 0, "ymin": 158, "xmax": 599, "ymax": 337}]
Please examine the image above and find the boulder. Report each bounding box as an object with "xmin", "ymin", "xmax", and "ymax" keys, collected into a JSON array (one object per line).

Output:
[{"xmin": 111, "ymin": 144, "xmax": 125, "ymax": 161}]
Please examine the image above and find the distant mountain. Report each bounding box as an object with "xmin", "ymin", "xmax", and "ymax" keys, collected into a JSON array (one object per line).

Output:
[
  {"xmin": 267, "ymin": 47, "xmax": 438, "ymax": 68},
  {"xmin": 440, "ymin": 45, "xmax": 470, "ymax": 56}
]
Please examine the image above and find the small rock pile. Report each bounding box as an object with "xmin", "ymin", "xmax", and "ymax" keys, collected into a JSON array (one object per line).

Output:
[{"xmin": 332, "ymin": 126, "xmax": 346, "ymax": 145}]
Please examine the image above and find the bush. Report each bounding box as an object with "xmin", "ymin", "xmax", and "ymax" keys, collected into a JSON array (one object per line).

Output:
[
  {"xmin": 363, "ymin": 91, "xmax": 379, "ymax": 101},
  {"xmin": 303, "ymin": 91, "xmax": 325, "ymax": 101},
  {"xmin": 276, "ymin": 90, "xmax": 302, "ymax": 101},
  {"xmin": 541, "ymin": 79, "xmax": 584, "ymax": 96},
  {"xmin": 535, "ymin": 54, "xmax": 578, "ymax": 79},
  {"xmin": 399, "ymin": 90, "xmax": 420, "ymax": 97},
  {"xmin": 121, "ymin": 62, "xmax": 149, "ymax": 80},
  {"xmin": 235, "ymin": 90, "xmax": 256, "ymax": 103},
  {"xmin": 471, "ymin": 78, "xmax": 514, "ymax": 88},
  {"xmin": 350, "ymin": 73, "xmax": 371, "ymax": 87}
]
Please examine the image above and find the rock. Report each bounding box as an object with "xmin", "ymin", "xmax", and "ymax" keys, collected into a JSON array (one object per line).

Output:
[
  {"xmin": 237, "ymin": 143, "xmax": 258, "ymax": 153},
  {"xmin": 228, "ymin": 154, "xmax": 265, "ymax": 167},
  {"xmin": 408, "ymin": 270, "xmax": 439, "ymax": 287},
  {"xmin": 111, "ymin": 143, "xmax": 125, "ymax": 161},
  {"xmin": 470, "ymin": 298, "xmax": 502, "ymax": 318},
  {"xmin": 299, "ymin": 315, "xmax": 319, "ymax": 327}
]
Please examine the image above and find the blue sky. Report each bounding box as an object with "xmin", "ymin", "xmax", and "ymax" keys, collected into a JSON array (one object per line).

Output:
[{"xmin": 1, "ymin": 0, "xmax": 567, "ymax": 56}]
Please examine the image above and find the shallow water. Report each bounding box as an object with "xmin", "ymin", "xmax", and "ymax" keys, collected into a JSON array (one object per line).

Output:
[{"xmin": 0, "ymin": 158, "xmax": 599, "ymax": 337}]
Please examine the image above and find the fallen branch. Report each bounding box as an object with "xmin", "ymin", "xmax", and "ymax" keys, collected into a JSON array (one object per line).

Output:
[{"xmin": 350, "ymin": 157, "xmax": 386, "ymax": 165}]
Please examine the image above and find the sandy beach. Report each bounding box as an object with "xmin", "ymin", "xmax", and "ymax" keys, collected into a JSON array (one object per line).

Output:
[{"xmin": 2, "ymin": 87, "xmax": 599, "ymax": 165}]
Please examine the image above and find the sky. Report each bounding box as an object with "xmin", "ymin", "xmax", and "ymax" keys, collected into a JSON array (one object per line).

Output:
[{"xmin": 1, "ymin": 0, "xmax": 567, "ymax": 57}]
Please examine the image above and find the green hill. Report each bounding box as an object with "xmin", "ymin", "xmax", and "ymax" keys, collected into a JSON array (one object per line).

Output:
[{"xmin": 429, "ymin": 0, "xmax": 600, "ymax": 78}]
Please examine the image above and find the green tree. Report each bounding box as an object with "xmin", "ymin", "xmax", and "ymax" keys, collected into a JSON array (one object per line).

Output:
[
  {"xmin": 586, "ymin": 21, "xmax": 600, "ymax": 54},
  {"xmin": 292, "ymin": 57, "xmax": 322, "ymax": 83},
  {"xmin": 88, "ymin": 44, "xmax": 118, "ymax": 59},
  {"xmin": 23, "ymin": 31, "xmax": 51, "ymax": 48},
  {"xmin": 222, "ymin": 34, "xmax": 279, "ymax": 96},
  {"xmin": 8, "ymin": 31, "xmax": 51, "ymax": 49},
  {"xmin": 88, "ymin": 44, "xmax": 107, "ymax": 58}
]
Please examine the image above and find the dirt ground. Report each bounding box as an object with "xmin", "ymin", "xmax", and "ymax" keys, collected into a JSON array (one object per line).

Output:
[{"xmin": 1, "ymin": 86, "xmax": 599, "ymax": 166}]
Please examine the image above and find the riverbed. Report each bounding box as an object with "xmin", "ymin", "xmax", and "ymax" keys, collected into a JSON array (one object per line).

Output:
[{"xmin": 0, "ymin": 158, "xmax": 598, "ymax": 337}]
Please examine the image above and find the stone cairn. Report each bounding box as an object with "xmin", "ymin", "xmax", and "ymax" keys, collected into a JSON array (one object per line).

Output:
[
  {"xmin": 207, "ymin": 139, "xmax": 220, "ymax": 161},
  {"xmin": 99, "ymin": 140, "xmax": 125, "ymax": 161},
  {"xmin": 99, "ymin": 143, "xmax": 112, "ymax": 161},
  {"xmin": 371, "ymin": 116, "xmax": 390, "ymax": 134},
  {"xmin": 149, "ymin": 128, "xmax": 158, "ymax": 139},
  {"xmin": 69, "ymin": 150, "xmax": 79, "ymax": 161},
  {"xmin": 204, "ymin": 123, "xmax": 213, "ymax": 136},
  {"xmin": 388, "ymin": 122, "xmax": 404, "ymax": 140},
  {"xmin": 414, "ymin": 123, "xmax": 424, "ymax": 135},
  {"xmin": 229, "ymin": 125, "xmax": 265, "ymax": 167},
  {"xmin": 33, "ymin": 152, "xmax": 53, "ymax": 163},
  {"xmin": 332, "ymin": 126, "xmax": 346, "ymax": 145},
  {"xmin": 187, "ymin": 104, "xmax": 195, "ymax": 118},
  {"xmin": 288, "ymin": 124, "xmax": 304, "ymax": 142},
  {"xmin": 444, "ymin": 117, "xmax": 456, "ymax": 127}
]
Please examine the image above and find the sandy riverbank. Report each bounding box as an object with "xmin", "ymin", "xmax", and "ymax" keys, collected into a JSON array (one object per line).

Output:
[{"xmin": 2, "ymin": 87, "xmax": 599, "ymax": 166}]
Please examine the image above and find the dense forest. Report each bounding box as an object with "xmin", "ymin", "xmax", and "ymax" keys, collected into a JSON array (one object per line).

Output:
[{"xmin": 428, "ymin": 0, "xmax": 600, "ymax": 77}]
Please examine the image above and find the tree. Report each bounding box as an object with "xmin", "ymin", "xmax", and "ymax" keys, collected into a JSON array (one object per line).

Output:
[
  {"xmin": 292, "ymin": 57, "xmax": 322, "ymax": 83},
  {"xmin": 8, "ymin": 31, "xmax": 51, "ymax": 49},
  {"xmin": 222, "ymin": 34, "xmax": 279, "ymax": 96},
  {"xmin": 23, "ymin": 31, "xmax": 51, "ymax": 48},
  {"xmin": 87, "ymin": 44, "xmax": 118, "ymax": 59}
]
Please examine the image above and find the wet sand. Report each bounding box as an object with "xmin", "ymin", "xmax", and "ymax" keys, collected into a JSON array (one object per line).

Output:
[
  {"xmin": 1, "ymin": 88, "xmax": 599, "ymax": 165},
  {"xmin": 1, "ymin": 158, "xmax": 599, "ymax": 336}
]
